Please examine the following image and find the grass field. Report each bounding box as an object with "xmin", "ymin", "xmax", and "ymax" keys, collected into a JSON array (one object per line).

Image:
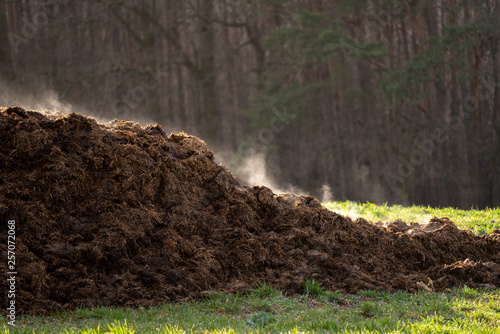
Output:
[
  {"xmin": 323, "ymin": 201, "xmax": 500, "ymax": 235},
  {"xmin": 2, "ymin": 202, "xmax": 499, "ymax": 334}
]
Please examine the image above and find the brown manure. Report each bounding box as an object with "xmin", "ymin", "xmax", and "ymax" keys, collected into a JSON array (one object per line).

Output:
[{"xmin": 1, "ymin": 107, "xmax": 499, "ymax": 315}]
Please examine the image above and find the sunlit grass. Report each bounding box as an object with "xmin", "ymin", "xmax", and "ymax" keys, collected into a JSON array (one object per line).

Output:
[
  {"xmin": 2, "ymin": 286, "xmax": 499, "ymax": 333},
  {"xmin": 323, "ymin": 200, "xmax": 500, "ymax": 234}
]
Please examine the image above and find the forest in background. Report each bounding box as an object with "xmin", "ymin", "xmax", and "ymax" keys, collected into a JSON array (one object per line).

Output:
[{"xmin": 0, "ymin": 0, "xmax": 499, "ymax": 209}]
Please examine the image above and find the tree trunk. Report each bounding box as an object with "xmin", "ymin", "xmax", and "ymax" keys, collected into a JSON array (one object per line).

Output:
[
  {"xmin": 0, "ymin": 2, "xmax": 16, "ymax": 82},
  {"xmin": 139, "ymin": 1, "xmax": 160, "ymax": 123},
  {"xmin": 491, "ymin": 44, "xmax": 500, "ymax": 205},
  {"xmin": 199, "ymin": 0, "xmax": 218, "ymax": 148}
]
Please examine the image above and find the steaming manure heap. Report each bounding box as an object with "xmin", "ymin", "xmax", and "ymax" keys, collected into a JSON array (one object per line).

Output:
[{"xmin": 1, "ymin": 107, "xmax": 500, "ymax": 315}]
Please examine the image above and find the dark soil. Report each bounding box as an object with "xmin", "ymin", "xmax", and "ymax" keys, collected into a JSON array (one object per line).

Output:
[{"xmin": 1, "ymin": 107, "xmax": 499, "ymax": 315}]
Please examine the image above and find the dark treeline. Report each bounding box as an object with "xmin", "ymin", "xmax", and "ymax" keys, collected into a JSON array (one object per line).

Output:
[{"xmin": 1, "ymin": 0, "xmax": 499, "ymax": 208}]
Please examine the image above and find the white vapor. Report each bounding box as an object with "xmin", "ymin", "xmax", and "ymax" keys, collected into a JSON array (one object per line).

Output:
[
  {"xmin": 0, "ymin": 80, "xmax": 159, "ymax": 126},
  {"xmin": 234, "ymin": 152, "xmax": 306, "ymax": 195}
]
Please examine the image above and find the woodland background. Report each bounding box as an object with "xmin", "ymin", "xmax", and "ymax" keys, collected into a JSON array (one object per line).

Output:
[{"xmin": 1, "ymin": 0, "xmax": 499, "ymax": 209}]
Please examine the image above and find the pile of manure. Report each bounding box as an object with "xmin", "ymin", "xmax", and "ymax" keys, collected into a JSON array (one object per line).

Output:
[{"xmin": 1, "ymin": 107, "xmax": 499, "ymax": 314}]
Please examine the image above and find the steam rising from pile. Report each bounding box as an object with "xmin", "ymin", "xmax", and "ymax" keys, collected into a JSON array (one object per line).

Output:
[{"xmin": 235, "ymin": 152, "xmax": 307, "ymax": 196}]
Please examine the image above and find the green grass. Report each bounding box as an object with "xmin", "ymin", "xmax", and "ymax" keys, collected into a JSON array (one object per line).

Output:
[
  {"xmin": 323, "ymin": 201, "xmax": 500, "ymax": 235},
  {"xmin": 2, "ymin": 286, "xmax": 499, "ymax": 333},
  {"xmin": 2, "ymin": 202, "xmax": 499, "ymax": 333}
]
